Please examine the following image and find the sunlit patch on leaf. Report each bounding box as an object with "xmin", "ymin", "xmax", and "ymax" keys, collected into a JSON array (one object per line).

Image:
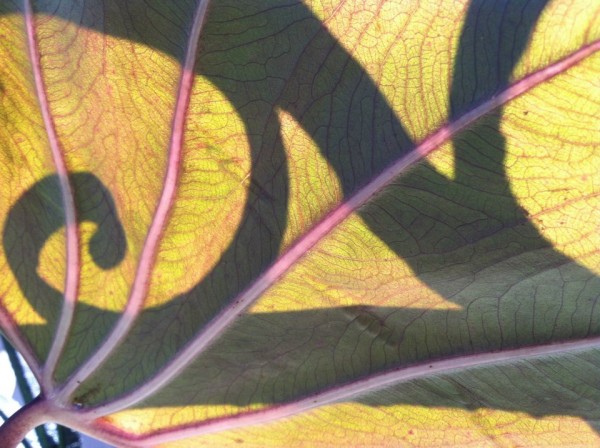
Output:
[
  {"xmin": 138, "ymin": 404, "xmax": 600, "ymax": 447},
  {"xmin": 252, "ymin": 212, "xmax": 462, "ymax": 313},
  {"xmin": 277, "ymin": 108, "xmax": 343, "ymax": 251},
  {"xmin": 144, "ymin": 76, "xmax": 251, "ymax": 308},
  {"xmin": 426, "ymin": 141, "xmax": 456, "ymax": 180},
  {"xmin": 309, "ymin": 0, "xmax": 460, "ymax": 143},
  {"xmin": 37, "ymin": 226, "xmax": 65, "ymax": 293},
  {"xmin": 502, "ymin": 56, "xmax": 600, "ymax": 275}
]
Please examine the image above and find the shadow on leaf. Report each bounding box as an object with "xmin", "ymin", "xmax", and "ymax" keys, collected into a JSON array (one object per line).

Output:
[
  {"xmin": 2, "ymin": 0, "xmax": 599, "ymax": 436},
  {"xmin": 3, "ymin": 172, "xmax": 126, "ymax": 360}
]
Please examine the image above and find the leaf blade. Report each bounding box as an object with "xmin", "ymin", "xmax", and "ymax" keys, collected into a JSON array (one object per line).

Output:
[
  {"xmin": 56, "ymin": 0, "xmax": 212, "ymax": 403},
  {"xmin": 1, "ymin": 0, "xmax": 599, "ymax": 446}
]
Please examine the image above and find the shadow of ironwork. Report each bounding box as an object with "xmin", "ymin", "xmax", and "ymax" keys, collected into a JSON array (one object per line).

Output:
[{"xmin": 1, "ymin": 0, "xmax": 598, "ymax": 433}]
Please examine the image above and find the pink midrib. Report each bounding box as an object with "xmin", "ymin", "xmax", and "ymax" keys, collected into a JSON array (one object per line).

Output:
[
  {"xmin": 24, "ymin": 0, "xmax": 80, "ymax": 392},
  {"xmin": 56, "ymin": 0, "xmax": 212, "ymax": 401},
  {"xmin": 80, "ymin": 38, "xmax": 600, "ymax": 418}
]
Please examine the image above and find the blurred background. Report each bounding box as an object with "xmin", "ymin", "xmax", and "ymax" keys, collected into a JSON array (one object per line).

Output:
[{"xmin": 0, "ymin": 337, "xmax": 113, "ymax": 448}]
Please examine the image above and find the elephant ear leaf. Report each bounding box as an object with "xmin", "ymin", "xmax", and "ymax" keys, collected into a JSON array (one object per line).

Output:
[{"xmin": 0, "ymin": 0, "xmax": 599, "ymax": 447}]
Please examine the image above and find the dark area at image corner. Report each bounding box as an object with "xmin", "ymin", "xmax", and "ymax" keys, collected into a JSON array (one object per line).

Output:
[{"xmin": 0, "ymin": 336, "xmax": 113, "ymax": 448}]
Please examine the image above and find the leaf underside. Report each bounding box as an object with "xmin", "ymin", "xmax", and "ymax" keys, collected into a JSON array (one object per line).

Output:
[{"xmin": 0, "ymin": 0, "xmax": 599, "ymax": 446}]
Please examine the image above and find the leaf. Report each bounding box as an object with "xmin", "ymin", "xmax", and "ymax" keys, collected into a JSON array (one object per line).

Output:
[{"xmin": 0, "ymin": 0, "xmax": 599, "ymax": 446}]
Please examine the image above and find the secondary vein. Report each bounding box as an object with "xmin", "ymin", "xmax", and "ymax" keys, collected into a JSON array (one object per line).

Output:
[
  {"xmin": 133, "ymin": 336, "xmax": 600, "ymax": 445},
  {"xmin": 57, "ymin": 0, "xmax": 212, "ymax": 402},
  {"xmin": 82, "ymin": 35, "xmax": 600, "ymax": 419},
  {"xmin": 24, "ymin": 0, "xmax": 81, "ymax": 393}
]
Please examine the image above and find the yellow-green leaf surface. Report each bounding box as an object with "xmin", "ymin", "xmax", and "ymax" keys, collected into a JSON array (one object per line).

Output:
[{"xmin": 0, "ymin": 0, "xmax": 599, "ymax": 446}]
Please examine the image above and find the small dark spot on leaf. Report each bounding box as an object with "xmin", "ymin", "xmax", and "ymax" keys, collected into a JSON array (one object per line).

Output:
[
  {"xmin": 523, "ymin": 110, "xmax": 529, "ymax": 115},
  {"xmin": 408, "ymin": 430, "xmax": 414, "ymax": 435},
  {"xmin": 235, "ymin": 439, "xmax": 244, "ymax": 444},
  {"xmin": 74, "ymin": 385, "xmax": 101, "ymax": 404}
]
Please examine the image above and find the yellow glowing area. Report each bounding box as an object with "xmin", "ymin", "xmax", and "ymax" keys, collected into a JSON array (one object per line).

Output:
[
  {"xmin": 278, "ymin": 108, "xmax": 343, "ymax": 251},
  {"xmin": 308, "ymin": 0, "xmax": 461, "ymax": 144},
  {"xmin": 252, "ymin": 213, "xmax": 461, "ymax": 314},
  {"xmin": 36, "ymin": 221, "xmax": 131, "ymax": 312},
  {"xmin": 147, "ymin": 403, "xmax": 600, "ymax": 448},
  {"xmin": 503, "ymin": 55, "xmax": 600, "ymax": 275},
  {"xmin": 427, "ymin": 141, "xmax": 456, "ymax": 180},
  {"xmin": 105, "ymin": 403, "xmax": 267, "ymax": 436},
  {"xmin": 0, "ymin": 12, "xmax": 62, "ymax": 343},
  {"xmin": 37, "ymin": 228, "xmax": 66, "ymax": 293},
  {"xmin": 144, "ymin": 77, "xmax": 251, "ymax": 307}
]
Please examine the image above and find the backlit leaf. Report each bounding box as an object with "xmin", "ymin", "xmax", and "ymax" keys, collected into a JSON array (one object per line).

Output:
[{"xmin": 0, "ymin": 0, "xmax": 598, "ymax": 446}]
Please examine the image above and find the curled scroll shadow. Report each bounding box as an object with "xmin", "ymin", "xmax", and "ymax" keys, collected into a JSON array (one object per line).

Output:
[
  {"xmin": 2, "ymin": 0, "xmax": 599, "ymax": 434},
  {"xmin": 3, "ymin": 172, "xmax": 126, "ymax": 362}
]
